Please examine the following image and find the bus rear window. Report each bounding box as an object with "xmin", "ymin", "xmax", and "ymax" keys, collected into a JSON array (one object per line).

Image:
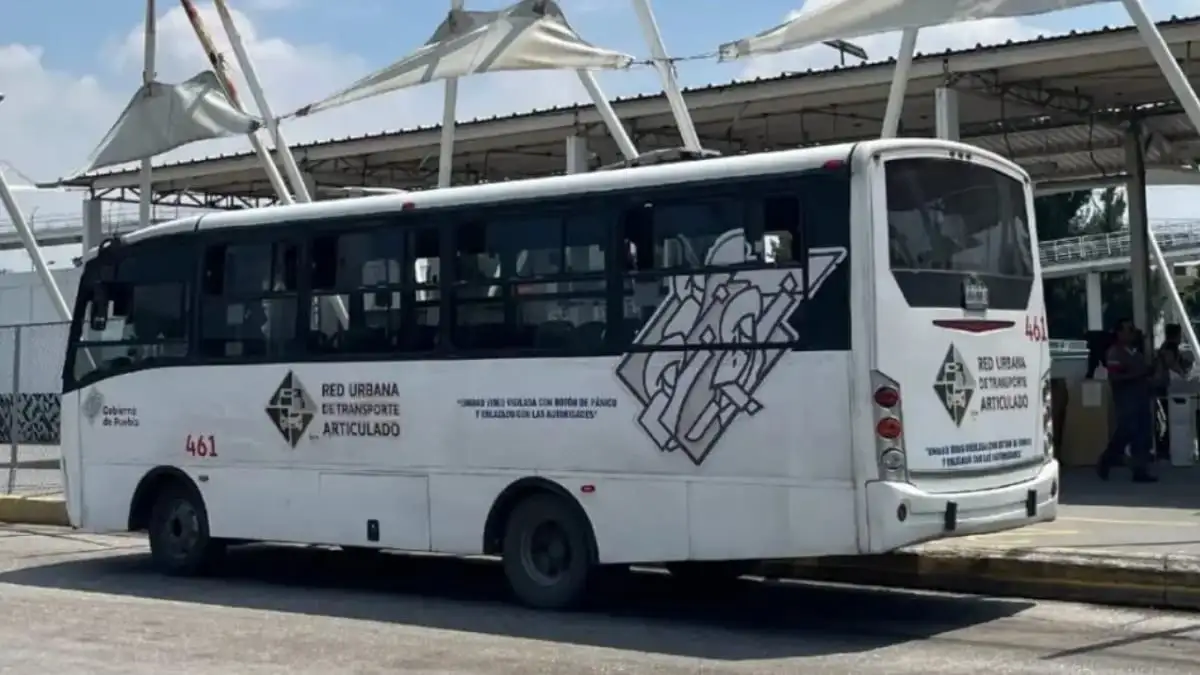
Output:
[
  {"xmin": 886, "ymin": 158, "xmax": 1033, "ymax": 278},
  {"xmin": 884, "ymin": 157, "xmax": 1034, "ymax": 311}
]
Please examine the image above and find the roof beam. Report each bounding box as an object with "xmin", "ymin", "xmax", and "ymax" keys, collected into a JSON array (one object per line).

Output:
[{"xmin": 66, "ymin": 18, "xmax": 1200, "ymax": 192}]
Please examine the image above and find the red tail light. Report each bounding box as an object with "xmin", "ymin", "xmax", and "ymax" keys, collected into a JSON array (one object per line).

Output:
[
  {"xmin": 876, "ymin": 417, "xmax": 902, "ymax": 439},
  {"xmin": 873, "ymin": 386, "xmax": 900, "ymax": 408}
]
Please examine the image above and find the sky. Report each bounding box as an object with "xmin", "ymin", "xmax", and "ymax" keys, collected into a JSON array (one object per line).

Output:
[{"xmin": 3, "ymin": 0, "xmax": 1200, "ymax": 272}]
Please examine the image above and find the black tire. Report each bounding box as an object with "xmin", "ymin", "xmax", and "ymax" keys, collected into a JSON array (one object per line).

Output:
[
  {"xmin": 147, "ymin": 483, "xmax": 224, "ymax": 576},
  {"xmin": 666, "ymin": 561, "xmax": 750, "ymax": 587},
  {"xmin": 501, "ymin": 493, "xmax": 595, "ymax": 610}
]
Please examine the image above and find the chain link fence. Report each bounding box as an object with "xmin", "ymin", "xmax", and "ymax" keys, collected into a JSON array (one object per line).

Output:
[{"xmin": 0, "ymin": 322, "xmax": 68, "ymax": 496}]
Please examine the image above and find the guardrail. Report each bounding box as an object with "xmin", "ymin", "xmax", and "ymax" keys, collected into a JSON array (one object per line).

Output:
[
  {"xmin": 0, "ymin": 206, "xmax": 206, "ymax": 252},
  {"xmin": 1039, "ymin": 220, "xmax": 1200, "ymax": 268},
  {"xmin": 1049, "ymin": 339, "xmax": 1088, "ymax": 354}
]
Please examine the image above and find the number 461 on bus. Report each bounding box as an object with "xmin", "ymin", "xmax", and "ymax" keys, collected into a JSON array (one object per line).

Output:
[{"xmin": 185, "ymin": 434, "xmax": 218, "ymax": 458}]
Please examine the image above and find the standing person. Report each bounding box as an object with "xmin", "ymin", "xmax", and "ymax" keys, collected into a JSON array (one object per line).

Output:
[
  {"xmin": 1098, "ymin": 318, "xmax": 1159, "ymax": 483},
  {"xmin": 1154, "ymin": 324, "xmax": 1187, "ymax": 460}
]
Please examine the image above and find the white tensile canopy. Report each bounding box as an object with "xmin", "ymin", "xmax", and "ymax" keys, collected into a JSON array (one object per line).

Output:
[
  {"xmin": 718, "ymin": 0, "xmax": 1110, "ymax": 59},
  {"xmin": 294, "ymin": 0, "xmax": 635, "ymax": 117},
  {"xmin": 72, "ymin": 71, "xmax": 261, "ymax": 176}
]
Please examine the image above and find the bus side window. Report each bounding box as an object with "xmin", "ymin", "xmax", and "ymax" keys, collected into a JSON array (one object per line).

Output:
[
  {"xmin": 308, "ymin": 227, "xmax": 405, "ymax": 356},
  {"xmin": 199, "ymin": 241, "xmax": 299, "ymax": 360}
]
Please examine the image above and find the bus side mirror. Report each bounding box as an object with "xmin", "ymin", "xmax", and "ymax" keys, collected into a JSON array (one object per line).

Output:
[
  {"xmin": 373, "ymin": 290, "xmax": 391, "ymax": 309},
  {"xmin": 89, "ymin": 283, "xmax": 110, "ymax": 331}
]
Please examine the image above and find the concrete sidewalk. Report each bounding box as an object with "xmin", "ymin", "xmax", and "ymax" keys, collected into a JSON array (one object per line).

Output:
[
  {"xmin": 786, "ymin": 467, "xmax": 1200, "ymax": 611},
  {"xmin": 953, "ymin": 467, "xmax": 1200, "ymax": 555}
]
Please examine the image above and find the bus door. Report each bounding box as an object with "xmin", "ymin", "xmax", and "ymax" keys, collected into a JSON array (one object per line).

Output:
[{"xmin": 872, "ymin": 151, "xmax": 1049, "ymax": 491}]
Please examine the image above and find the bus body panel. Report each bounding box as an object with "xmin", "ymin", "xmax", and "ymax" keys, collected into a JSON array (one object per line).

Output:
[
  {"xmin": 846, "ymin": 144, "xmax": 880, "ymax": 556},
  {"xmin": 858, "ymin": 141, "xmax": 1058, "ymax": 553},
  {"xmin": 68, "ymin": 353, "xmax": 861, "ymax": 563},
  {"xmin": 59, "ymin": 391, "xmax": 84, "ymax": 528}
]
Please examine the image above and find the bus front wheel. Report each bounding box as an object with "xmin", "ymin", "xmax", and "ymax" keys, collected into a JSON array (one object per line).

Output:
[
  {"xmin": 147, "ymin": 483, "xmax": 224, "ymax": 576},
  {"xmin": 501, "ymin": 493, "xmax": 595, "ymax": 610}
]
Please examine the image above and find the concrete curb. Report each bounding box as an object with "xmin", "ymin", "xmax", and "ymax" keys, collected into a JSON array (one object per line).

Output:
[
  {"xmin": 0, "ymin": 495, "xmax": 69, "ymax": 527},
  {"xmin": 769, "ymin": 547, "xmax": 1200, "ymax": 611}
]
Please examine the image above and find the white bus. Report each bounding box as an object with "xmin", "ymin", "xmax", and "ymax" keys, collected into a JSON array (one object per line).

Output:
[{"xmin": 59, "ymin": 138, "xmax": 1058, "ymax": 609}]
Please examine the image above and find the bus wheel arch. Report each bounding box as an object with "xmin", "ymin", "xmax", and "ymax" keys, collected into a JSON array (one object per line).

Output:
[
  {"xmin": 128, "ymin": 466, "xmax": 225, "ymax": 575},
  {"xmin": 128, "ymin": 466, "xmax": 199, "ymax": 532},
  {"xmin": 482, "ymin": 477, "xmax": 598, "ymax": 561}
]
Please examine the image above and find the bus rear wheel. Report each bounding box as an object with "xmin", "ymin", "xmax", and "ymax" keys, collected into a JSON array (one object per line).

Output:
[
  {"xmin": 501, "ymin": 494, "xmax": 595, "ymax": 610},
  {"xmin": 147, "ymin": 484, "xmax": 224, "ymax": 576}
]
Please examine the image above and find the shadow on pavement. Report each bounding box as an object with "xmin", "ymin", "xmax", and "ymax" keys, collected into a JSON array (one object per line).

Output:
[
  {"xmin": 1058, "ymin": 467, "xmax": 1200, "ymax": 510},
  {"xmin": 0, "ymin": 544, "xmax": 1034, "ymax": 661}
]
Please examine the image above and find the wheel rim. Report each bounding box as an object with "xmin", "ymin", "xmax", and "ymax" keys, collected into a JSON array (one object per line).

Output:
[
  {"xmin": 160, "ymin": 499, "xmax": 201, "ymax": 561},
  {"xmin": 521, "ymin": 520, "xmax": 572, "ymax": 586}
]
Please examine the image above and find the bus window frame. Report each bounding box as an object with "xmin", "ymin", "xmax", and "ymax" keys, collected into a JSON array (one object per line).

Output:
[{"xmin": 61, "ymin": 166, "xmax": 853, "ymax": 393}]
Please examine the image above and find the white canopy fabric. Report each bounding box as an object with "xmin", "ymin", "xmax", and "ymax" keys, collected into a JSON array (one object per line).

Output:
[
  {"xmin": 718, "ymin": 0, "xmax": 1112, "ymax": 60},
  {"xmin": 294, "ymin": 0, "xmax": 634, "ymax": 117},
  {"xmin": 72, "ymin": 71, "xmax": 261, "ymax": 176}
]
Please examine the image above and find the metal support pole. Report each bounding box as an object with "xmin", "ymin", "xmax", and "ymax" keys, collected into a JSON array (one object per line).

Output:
[
  {"xmin": 212, "ymin": 0, "xmax": 311, "ymax": 202},
  {"xmin": 0, "ymin": 177, "xmax": 71, "ymax": 322},
  {"xmin": 1121, "ymin": 0, "xmax": 1200, "ymax": 136},
  {"xmin": 575, "ymin": 70, "xmax": 638, "ymax": 161},
  {"xmin": 138, "ymin": 0, "xmax": 157, "ymax": 229},
  {"xmin": 6, "ymin": 328, "xmax": 19, "ymax": 495},
  {"xmin": 565, "ymin": 136, "xmax": 589, "ymax": 174},
  {"xmin": 180, "ymin": 0, "xmax": 292, "ymax": 204},
  {"xmin": 438, "ymin": 0, "xmax": 465, "ymax": 189},
  {"xmin": 1126, "ymin": 124, "xmax": 1152, "ymax": 349},
  {"xmin": 1150, "ymin": 232, "xmax": 1200, "ymax": 359},
  {"xmin": 630, "ymin": 0, "xmax": 702, "ymax": 152},
  {"xmin": 880, "ymin": 28, "xmax": 919, "ymax": 138},
  {"xmin": 1086, "ymin": 272, "xmax": 1103, "ymax": 331},
  {"xmin": 439, "ymin": 78, "xmax": 459, "ymax": 188},
  {"xmin": 82, "ymin": 198, "xmax": 103, "ymax": 254},
  {"xmin": 934, "ymin": 87, "xmax": 960, "ymax": 141}
]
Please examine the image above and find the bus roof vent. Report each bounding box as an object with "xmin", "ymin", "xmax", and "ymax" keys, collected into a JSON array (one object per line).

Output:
[{"xmin": 597, "ymin": 147, "xmax": 722, "ymax": 171}]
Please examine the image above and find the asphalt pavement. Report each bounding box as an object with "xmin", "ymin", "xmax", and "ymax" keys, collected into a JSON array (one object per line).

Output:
[{"xmin": 0, "ymin": 525, "xmax": 1198, "ymax": 674}]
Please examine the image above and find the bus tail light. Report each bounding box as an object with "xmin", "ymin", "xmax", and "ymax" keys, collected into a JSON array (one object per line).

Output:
[
  {"xmin": 873, "ymin": 386, "xmax": 900, "ymax": 408},
  {"xmin": 876, "ymin": 417, "xmax": 902, "ymax": 439},
  {"xmin": 871, "ymin": 370, "xmax": 907, "ymax": 482},
  {"xmin": 1041, "ymin": 372, "xmax": 1053, "ymax": 460}
]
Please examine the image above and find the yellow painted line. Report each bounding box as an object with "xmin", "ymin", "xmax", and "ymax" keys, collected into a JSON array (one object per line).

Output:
[{"xmin": 1059, "ymin": 516, "xmax": 1200, "ymax": 528}]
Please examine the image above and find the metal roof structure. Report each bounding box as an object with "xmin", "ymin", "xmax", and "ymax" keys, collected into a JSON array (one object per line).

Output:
[{"xmin": 61, "ymin": 15, "xmax": 1200, "ymax": 207}]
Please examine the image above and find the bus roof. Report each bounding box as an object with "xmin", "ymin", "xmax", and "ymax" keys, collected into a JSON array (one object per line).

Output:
[{"xmin": 111, "ymin": 137, "xmax": 1021, "ymax": 253}]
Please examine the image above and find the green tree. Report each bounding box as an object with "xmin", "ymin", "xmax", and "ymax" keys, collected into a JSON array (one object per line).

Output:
[{"xmin": 1038, "ymin": 190, "xmax": 1092, "ymax": 338}]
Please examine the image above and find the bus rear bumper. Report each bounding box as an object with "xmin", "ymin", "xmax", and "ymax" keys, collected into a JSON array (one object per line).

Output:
[{"xmin": 864, "ymin": 460, "xmax": 1059, "ymax": 553}]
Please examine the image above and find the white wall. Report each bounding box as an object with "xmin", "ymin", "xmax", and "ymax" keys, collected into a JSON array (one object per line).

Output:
[{"xmin": 0, "ymin": 268, "xmax": 81, "ymax": 327}]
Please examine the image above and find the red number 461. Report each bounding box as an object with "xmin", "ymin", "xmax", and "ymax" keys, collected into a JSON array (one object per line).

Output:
[
  {"xmin": 186, "ymin": 434, "xmax": 218, "ymax": 458},
  {"xmin": 1025, "ymin": 316, "xmax": 1048, "ymax": 343}
]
